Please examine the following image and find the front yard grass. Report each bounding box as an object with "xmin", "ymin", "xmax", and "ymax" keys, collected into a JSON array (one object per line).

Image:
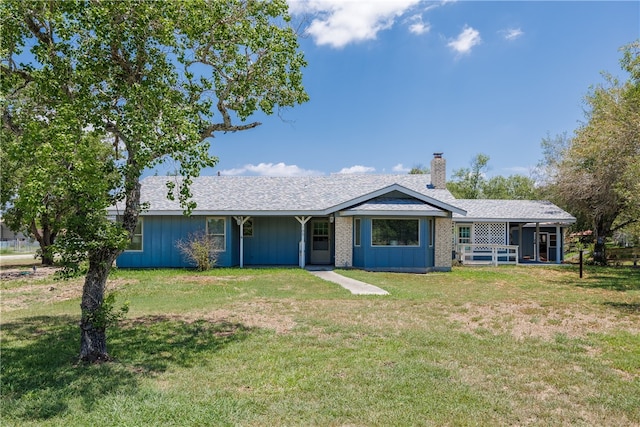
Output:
[{"xmin": 1, "ymin": 265, "xmax": 639, "ymax": 426}]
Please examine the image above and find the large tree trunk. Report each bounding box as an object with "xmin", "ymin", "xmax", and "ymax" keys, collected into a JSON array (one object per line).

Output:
[
  {"xmin": 30, "ymin": 219, "xmax": 56, "ymax": 266},
  {"xmin": 79, "ymin": 174, "xmax": 140, "ymax": 363},
  {"xmin": 79, "ymin": 250, "xmax": 118, "ymax": 362},
  {"xmin": 592, "ymin": 218, "xmax": 610, "ymax": 266}
]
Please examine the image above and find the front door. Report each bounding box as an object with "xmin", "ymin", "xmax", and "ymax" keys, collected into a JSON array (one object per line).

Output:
[
  {"xmin": 310, "ymin": 219, "xmax": 331, "ymax": 264},
  {"xmin": 536, "ymin": 232, "xmax": 549, "ymax": 261}
]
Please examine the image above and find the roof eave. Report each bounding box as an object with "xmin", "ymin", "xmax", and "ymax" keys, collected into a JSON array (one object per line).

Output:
[
  {"xmin": 339, "ymin": 210, "xmax": 450, "ymax": 217},
  {"xmin": 454, "ymin": 217, "xmax": 576, "ymax": 224}
]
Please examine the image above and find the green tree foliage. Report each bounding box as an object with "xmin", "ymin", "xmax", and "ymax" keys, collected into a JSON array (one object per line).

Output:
[
  {"xmin": 482, "ymin": 175, "xmax": 539, "ymax": 200},
  {"xmin": 408, "ymin": 164, "xmax": 429, "ymax": 174},
  {"xmin": 447, "ymin": 153, "xmax": 490, "ymax": 199},
  {"xmin": 446, "ymin": 154, "xmax": 538, "ymax": 200},
  {"xmin": 542, "ymin": 41, "xmax": 640, "ymax": 264},
  {"xmin": 1, "ymin": 0, "xmax": 308, "ymax": 362},
  {"xmin": 1, "ymin": 99, "xmax": 118, "ymax": 264}
]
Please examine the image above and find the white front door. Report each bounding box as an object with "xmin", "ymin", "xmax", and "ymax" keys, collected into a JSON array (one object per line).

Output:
[{"xmin": 310, "ymin": 219, "xmax": 331, "ymax": 264}]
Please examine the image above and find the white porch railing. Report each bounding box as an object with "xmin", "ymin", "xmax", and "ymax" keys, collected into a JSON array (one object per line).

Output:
[{"xmin": 456, "ymin": 244, "xmax": 519, "ymax": 266}]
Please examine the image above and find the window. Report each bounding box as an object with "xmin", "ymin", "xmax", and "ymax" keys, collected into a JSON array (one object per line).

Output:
[
  {"xmin": 126, "ymin": 218, "xmax": 143, "ymax": 251},
  {"xmin": 354, "ymin": 218, "xmax": 361, "ymax": 247},
  {"xmin": 243, "ymin": 218, "xmax": 253, "ymax": 237},
  {"xmin": 207, "ymin": 217, "xmax": 226, "ymax": 251},
  {"xmin": 458, "ymin": 226, "xmax": 471, "ymax": 244},
  {"xmin": 372, "ymin": 219, "xmax": 419, "ymax": 246},
  {"xmin": 549, "ymin": 233, "xmax": 557, "ymax": 247}
]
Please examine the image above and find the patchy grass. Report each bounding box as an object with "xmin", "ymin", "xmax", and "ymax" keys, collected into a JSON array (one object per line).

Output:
[{"xmin": 1, "ymin": 266, "xmax": 639, "ymax": 426}]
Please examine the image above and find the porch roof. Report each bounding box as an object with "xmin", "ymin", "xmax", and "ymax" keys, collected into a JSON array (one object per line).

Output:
[
  {"xmin": 110, "ymin": 174, "xmax": 464, "ymax": 216},
  {"xmin": 452, "ymin": 199, "xmax": 576, "ymax": 224}
]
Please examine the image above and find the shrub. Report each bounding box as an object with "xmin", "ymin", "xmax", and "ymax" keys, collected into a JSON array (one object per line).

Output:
[{"xmin": 176, "ymin": 231, "xmax": 221, "ymax": 271}]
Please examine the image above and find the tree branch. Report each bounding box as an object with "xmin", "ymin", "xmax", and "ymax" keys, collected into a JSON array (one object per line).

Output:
[
  {"xmin": 200, "ymin": 120, "xmax": 261, "ymax": 139},
  {"xmin": 610, "ymin": 218, "xmax": 640, "ymax": 233}
]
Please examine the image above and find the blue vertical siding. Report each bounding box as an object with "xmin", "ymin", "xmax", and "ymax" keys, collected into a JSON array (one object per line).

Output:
[
  {"xmin": 117, "ymin": 214, "xmax": 438, "ymax": 270},
  {"xmin": 243, "ymin": 217, "xmax": 300, "ymax": 265},
  {"xmin": 116, "ymin": 215, "xmax": 238, "ymax": 268},
  {"xmin": 352, "ymin": 217, "xmax": 434, "ymax": 272},
  {"xmin": 117, "ymin": 215, "xmax": 205, "ymax": 268}
]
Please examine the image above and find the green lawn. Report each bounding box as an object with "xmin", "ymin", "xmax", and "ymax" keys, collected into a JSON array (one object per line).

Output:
[{"xmin": 1, "ymin": 266, "xmax": 639, "ymax": 426}]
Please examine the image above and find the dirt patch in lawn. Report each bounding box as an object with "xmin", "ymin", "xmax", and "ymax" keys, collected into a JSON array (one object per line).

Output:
[
  {"xmin": 1, "ymin": 276, "xmax": 137, "ymax": 312},
  {"xmin": 450, "ymin": 301, "xmax": 640, "ymax": 340},
  {"xmin": 158, "ymin": 299, "xmax": 299, "ymax": 334},
  {"xmin": 0, "ymin": 265, "xmax": 59, "ymax": 281}
]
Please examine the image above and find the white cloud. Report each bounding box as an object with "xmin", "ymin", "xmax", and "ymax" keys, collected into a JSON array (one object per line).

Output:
[
  {"xmin": 500, "ymin": 27, "xmax": 523, "ymax": 41},
  {"xmin": 289, "ymin": 0, "xmax": 421, "ymax": 48},
  {"xmin": 336, "ymin": 165, "xmax": 376, "ymax": 174},
  {"xmin": 220, "ymin": 162, "xmax": 322, "ymax": 176},
  {"xmin": 447, "ymin": 25, "xmax": 481, "ymax": 55},
  {"xmin": 406, "ymin": 14, "xmax": 431, "ymax": 35},
  {"xmin": 392, "ymin": 163, "xmax": 410, "ymax": 173}
]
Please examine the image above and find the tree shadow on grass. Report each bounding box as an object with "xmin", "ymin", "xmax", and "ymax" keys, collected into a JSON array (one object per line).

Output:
[
  {"xmin": 1, "ymin": 315, "xmax": 253, "ymax": 422},
  {"xmin": 574, "ymin": 267, "xmax": 640, "ymax": 292},
  {"xmin": 603, "ymin": 301, "xmax": 640, "ymax": 314}
]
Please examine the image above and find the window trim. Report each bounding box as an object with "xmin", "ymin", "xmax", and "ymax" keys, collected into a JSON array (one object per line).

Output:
[
  {"xmin": 206, "ymin": 216, "xmax": 227, "ymax": 252},
  {"xmin": 457, "ymin": 225, "xmax": 472, "ymax": 245},
  {"xmin": 125, "ymin": 218, "xmax": 144, "ymax": 252},
  {"xmin": 429, "ymin": 219, "xmax": 435, "ymax": 248},
  {"xmin": 370, "ymin": 218, "xmax": 420, "ymax": 247},
  {"xmin": 354, "ymin": 218, "xmax": 361, "ymax": 247}
]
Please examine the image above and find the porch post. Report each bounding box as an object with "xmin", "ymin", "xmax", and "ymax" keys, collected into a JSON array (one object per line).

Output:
[
  {"xmin": 535, "ymin": 222, "xmax": 540, "ymax": 262},
  {"xmin": 233, "ymin": 216, "xmax": 251, "ymax": 268},
  {"xmin": 555, "ymin": 224, "xmax": 561, "ymax": 264},
  {"xmin": 295, "ymin": 216, "xmax": 312, "ymax": 268},
  {"xmin": 518, "ymin": 224, "xmax": 523, "ymax": 260}
]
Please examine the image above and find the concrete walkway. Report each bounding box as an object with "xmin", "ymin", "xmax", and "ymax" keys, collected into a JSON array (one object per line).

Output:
[{"xmin": 308, "ymin": 270, "xmax": 389, "ymax": 295}]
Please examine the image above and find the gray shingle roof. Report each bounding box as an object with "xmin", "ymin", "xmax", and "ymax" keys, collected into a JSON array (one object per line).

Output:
[
  {"xmin": 109, "ymin": 175, "xmax": 575, "ymax": 223},
  {"xmin": 115, "ymin": 174, "xmax": 460, "ymax": 215},
  {"xmin": 453, "ymin": 199, "xmax": 576, "ymax": 223}
]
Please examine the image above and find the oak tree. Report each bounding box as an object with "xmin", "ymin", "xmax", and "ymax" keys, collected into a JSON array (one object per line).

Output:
[
  {"xmin": 543, "ymin": 41, "xmax": 640, "ymax": 264},
  {"xmin": 1, "ymin": 0, "xmax": 308, "ymax": 362}
]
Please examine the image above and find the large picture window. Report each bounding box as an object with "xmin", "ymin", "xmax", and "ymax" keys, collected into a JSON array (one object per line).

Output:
[
  {"xmin": 207, "ymin": 217, "xmax": 226, "ymax": 251},
  {"xmin": 372, "ymin": 219, "xmax": 419, "ymax": 246}
]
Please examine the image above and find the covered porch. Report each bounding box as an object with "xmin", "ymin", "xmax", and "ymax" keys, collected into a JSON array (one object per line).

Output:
[{"xmin": 454, "ymin": 221, "xmax": 572, "ymax": 265}]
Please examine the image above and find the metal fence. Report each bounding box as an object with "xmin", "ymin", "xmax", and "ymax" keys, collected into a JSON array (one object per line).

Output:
[{"xmin": 0, "ymin": 239, "xmax": 39, "ymax": 253}]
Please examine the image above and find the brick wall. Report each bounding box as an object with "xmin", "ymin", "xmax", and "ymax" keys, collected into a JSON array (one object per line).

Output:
[
  {"xmin": 334, "ymin": 216, "xmax": 353, "ymax": 267},
  {"xmin": 435, "ymin": 217, "xmax": 453, "ymax": 270},
  {"xmin": 430, "ymin": 156, "xmax": 446, "ymax": 190}
]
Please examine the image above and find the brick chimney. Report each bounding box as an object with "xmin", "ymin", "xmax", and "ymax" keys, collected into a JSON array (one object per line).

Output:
[{"xmin": 430, "ymin": 152, "xmax": 446, "ymax": 189}]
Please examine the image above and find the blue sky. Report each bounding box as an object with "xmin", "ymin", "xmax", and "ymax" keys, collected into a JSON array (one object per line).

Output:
[{"xmin": 194, "ymin": 0, "xmax": 639, "ymax": 179}]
